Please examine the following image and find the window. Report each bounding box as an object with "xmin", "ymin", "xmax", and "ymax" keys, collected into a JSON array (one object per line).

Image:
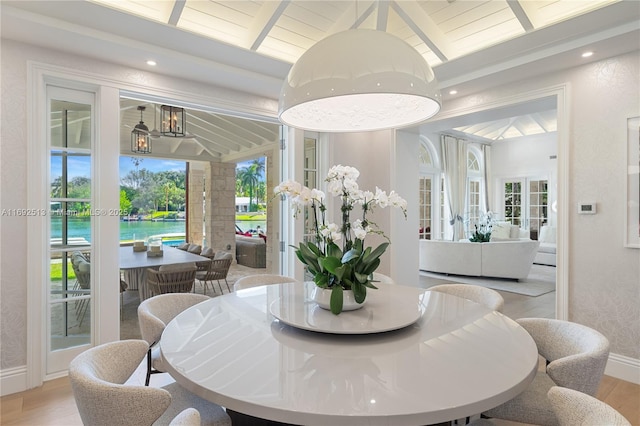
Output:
[
  {"xmin": 466, "ymin": 150, "xmax": 481, "ymax": 237},
  {"xmin": 504, "ymin": 181, "xmax": 522, "ymax": 226},
  {"xmin": 529, "ymin": 179, "xmax": 548, "ymax": 239},
  {"xmin": 418, "ymin": 139, "xmax": 439, "ymax": 240},
  {"xmin": 418, "ymin": 177, "xmax": 432, "ymax": 239}
]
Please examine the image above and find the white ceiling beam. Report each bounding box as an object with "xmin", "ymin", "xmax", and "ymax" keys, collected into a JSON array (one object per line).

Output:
[
  {"xmin": 193, "ymin": 139, "xmax": 222, "ymax": 158},
  {"xmin": 390, "ymin": 0, "xmax": 455, "ymax": 62},
  {"xmin": 167, "ymin": 0, "xmax": 186, "ymax": 26},
  {"xmin": 328, "ymin": 1, "xmax": 373, "ymax": 34},
  {"xmin": 507, "ymin": 0, "xmax": 534, "ymax": 32},
  {"xmin": 495, "ymin": 118, "xmax": 518, "ymax": 140},
  {"xmin": 351, "ymin": 1, "xmax": 378, "ymax": 30},
  {"xmin": 186, "ymin": 121, "xmax": 244, "ymax": 151},
  {"xmin": 187, "ymin": 114, "xmax": 254, "ymax": 148},
  {"xmin": 377, "ymin": 0, "xmax": 390, "ymax": 32},
  {"xmin": 215, "ymin": 115, "xmax": 277, "ymax": 142},
  {"xmin": 530, "ymin": 113, "xmax": 549, "ymax": 132},
  {"xmin": 246, "ymin": 0, "xmax": 291, "ymax": 51}
]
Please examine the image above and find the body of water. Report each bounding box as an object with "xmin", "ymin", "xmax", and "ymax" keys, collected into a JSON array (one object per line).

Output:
[{"xmin": 51, "ymin": 217, "xmax": 266, "ymax": 243}]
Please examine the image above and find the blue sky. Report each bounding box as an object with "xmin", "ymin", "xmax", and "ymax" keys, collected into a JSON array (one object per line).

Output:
[
  {"xmin": 119, "ymin": 156, "xmax": 186, "ymax": 176},
  {"xmin": 53, "ymin": 155, "xmax": 262, "ymax": 180}
]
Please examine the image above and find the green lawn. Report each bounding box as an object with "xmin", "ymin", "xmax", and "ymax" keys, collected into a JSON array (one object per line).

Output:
[{"xmin": 50, "ymin": 262, "xmax": 75, "ymax": 281}]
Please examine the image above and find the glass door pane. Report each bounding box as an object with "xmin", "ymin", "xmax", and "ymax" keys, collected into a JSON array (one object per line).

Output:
[{"xmin": 48, "ymin": 97, "xmax": 93, "ymax": 362}]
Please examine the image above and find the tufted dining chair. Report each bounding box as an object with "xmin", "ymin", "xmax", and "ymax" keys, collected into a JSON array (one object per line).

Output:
[
  {"xmin": 233, "ymin": 274, "xmax": 298, "ymax": 291},
  {"xmin": 547, "ymin": 386, "xmax": 631, "ymax": 426},
  {"xmin": 427, "ymin": 283, "xmax": 504, "ymax": 312},
  {"xmin": 138, "ymin": 293, "xmax": 210, "ymax": 386},
  {"xmin": 69, "ymin": 339, "xmax": 230, "ymax": 426},
  {"xmin": 482, "ymin": 318, "xmax": 610, "ymax": 425}
]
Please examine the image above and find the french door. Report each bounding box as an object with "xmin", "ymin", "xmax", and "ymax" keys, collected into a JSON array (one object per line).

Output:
[
  {"xmin": 30, "ymin": 76, "xmax": 121, "ymax": 382},
  {"xmin": 46, "ymin": 86, "xmax": 95, "ymax": 373}
]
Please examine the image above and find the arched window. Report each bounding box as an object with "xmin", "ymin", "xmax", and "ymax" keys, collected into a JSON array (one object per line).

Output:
[
  {"xmin": 418, "ymin": 137, "xmax": 439, "ymax": 240},
  {"xmin": 466, "ymin": 147, "xmax": 483, "ymax": 237}
]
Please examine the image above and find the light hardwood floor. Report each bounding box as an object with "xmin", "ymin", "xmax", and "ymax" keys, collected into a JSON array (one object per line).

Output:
[{"xmin": 2, "ymin": 269, "xmax": 638, "ymax": 425}]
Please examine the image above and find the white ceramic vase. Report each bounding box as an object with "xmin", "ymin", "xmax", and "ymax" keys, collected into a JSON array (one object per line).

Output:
[{"xmin": 311, "ymin": 286, "xmax": 366, "ymax": 312}]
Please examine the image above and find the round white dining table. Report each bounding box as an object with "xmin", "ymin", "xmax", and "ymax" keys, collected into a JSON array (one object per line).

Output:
[{"xmin": 160, "ymin": 281, "xmax": 538, "ymax": 426}]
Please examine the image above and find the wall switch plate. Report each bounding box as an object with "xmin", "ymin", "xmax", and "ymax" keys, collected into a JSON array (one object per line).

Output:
[{"xmin": 578, "ymin": 202, "xmax": 596, "ymax": 214}]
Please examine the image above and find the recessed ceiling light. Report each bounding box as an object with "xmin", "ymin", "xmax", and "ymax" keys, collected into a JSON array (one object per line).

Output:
[
  {"xmin": 146, "ymin": 60, "xmax": 157, "ymax": 66},
  {"xmin": 581, "ymin": 51, "xmax": 593, "ymax": 58},
  {"xmin": 449, "ymin": 90, "xmax": 458, "ymax": 95}
]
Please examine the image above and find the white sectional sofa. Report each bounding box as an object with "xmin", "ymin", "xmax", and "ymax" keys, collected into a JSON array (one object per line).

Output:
[
  {"xmin": 534, "ymin": 225, "xmax": 557, "ymax": 266},
  {"xmin": 419, "ymin": 239, "xmax": 540, "ymax": 280}
]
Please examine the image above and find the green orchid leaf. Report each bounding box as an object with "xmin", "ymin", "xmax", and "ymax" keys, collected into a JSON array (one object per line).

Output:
[
  {"xmin": 354, "ymin": 271, "xmax": 369, "ymax": 283},
  {"xmin": 361, "ymin": 258, "xmax": 381, "ymax": 275},
  {"xmin": 363, "ymin": 281, "xmax": 378, "ymax": 290},
  {"xmin": 330, "ymin": 285, "xmax": 343, "ymax": 315},
  {"xmin": 314, "ymin": 274, "xmax": 329, "ymax": 288},
  {"xmin": 326, "ymin": 242, "xmax": 343, "ymax": 259},
  {"xmin": 352, "ymin": 281, "xmax": 367, "ymax": 303},
  {"xmin": 362, "ymin": 242, "xmax": 389, "ymax": 265},
  {"xmin": 306, "ymin": 242, "xmax": 323, "ymax": 257},
  {"xmin": 320, "ymin": 256, "xmax": 342, "ymax": 274},
  {"xmin": 341, "ymin": 248, "xmax": 361, "ymax": 264}
]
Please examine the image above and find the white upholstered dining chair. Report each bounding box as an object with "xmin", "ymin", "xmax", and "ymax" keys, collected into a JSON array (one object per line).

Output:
[
  {"xmin": 138, "ymin": 293, "xmax": 210, "ymax": 386},
  {"xmin": 69, "ymin": 339, "xmax": 230, "ymax": 426},
  {"xmin": 233, "ymin": 274, "xmax": 298, "ymax": 291},
  {"xmin": 547, "ymin": 386, "xmax": 631, "ymax": 426},
  {"xmin": 427, "ymin": 283, "xmax": 505, "ymax": 312},
  {"xmin": 482, "ymin": 318, "xmax": 610, "ymax": 426}
]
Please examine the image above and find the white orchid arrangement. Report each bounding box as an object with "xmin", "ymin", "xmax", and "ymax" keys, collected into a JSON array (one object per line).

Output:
[{"xmin": 274, "ymin": 165, "xmax": 407, "ymax": 314}]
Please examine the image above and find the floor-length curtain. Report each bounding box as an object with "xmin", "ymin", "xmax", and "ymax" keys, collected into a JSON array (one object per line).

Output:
[
  {"xmin": 441, "ymin": 135, "xmax": 467, "ymax": 241},
  {"xmin": 482, "ymin": 144, "xmax": 492, "ymax": 213}
]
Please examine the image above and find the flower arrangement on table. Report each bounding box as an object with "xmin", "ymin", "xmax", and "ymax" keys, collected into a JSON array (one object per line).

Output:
[
  {"xmin": 274, "ymin": 165, "xmax": 407, "ymax": 315},
  {"xmin": 469, "ymin": 211, "xmax": 495, "ymax": 243}
]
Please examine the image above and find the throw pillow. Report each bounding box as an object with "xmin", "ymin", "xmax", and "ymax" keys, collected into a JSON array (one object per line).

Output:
[
  {"xmin": 539, "ymin": 225, "xmax": 556, "ymax": 243},
  {"xmin": 490, "ymin": 222, "xmax": 512, "ymax": 240}
]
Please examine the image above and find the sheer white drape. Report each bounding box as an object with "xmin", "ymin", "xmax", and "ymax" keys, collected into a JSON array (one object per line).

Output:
[
  {"xmin": 482, "ymin": 144, "xmax": 492, "ymax": 213},
  {"xmin": 441, "ymin": 135, "xmax": 467, "ymax": 241}
]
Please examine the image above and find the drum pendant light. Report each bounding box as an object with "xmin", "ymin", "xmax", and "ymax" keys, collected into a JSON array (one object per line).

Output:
[{"xmin": 279, "ymin": 29, "xmax": 442, "ymax": 132}]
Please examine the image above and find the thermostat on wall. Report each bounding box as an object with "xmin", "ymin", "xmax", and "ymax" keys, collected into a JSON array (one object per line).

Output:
[{"xmin": 578, "ymin": 202, "xmax": 596, "ymax": 215}]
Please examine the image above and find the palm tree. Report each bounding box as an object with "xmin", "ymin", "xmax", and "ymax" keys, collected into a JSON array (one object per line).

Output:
[{"xmin": 237, "ymin": 158, "xmax": 264, "ymax": 212}]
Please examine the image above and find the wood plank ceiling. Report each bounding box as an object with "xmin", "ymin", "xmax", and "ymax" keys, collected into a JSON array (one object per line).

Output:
[{"xmin": 109, "ymin": 0, "xmax": 616, "ymax": 159}]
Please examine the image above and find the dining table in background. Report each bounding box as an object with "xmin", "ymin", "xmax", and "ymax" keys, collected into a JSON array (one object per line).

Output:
[
  {"xmin": 119, "ymin": 245, "xmax": 210, "ymax": 301},
  {"xmin": 160, "ymin": 281, "xmax": 539, "ymax": 426}
]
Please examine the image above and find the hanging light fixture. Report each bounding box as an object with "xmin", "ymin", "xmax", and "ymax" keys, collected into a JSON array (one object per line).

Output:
[
  {"xmin": 131, "ymin": 106, "xmax": 151, "ymax": 154},
  {"xmin": 279, "ymin": 29, "xmax": 442, "ymax": 132},
  {"xmin": 161, "ymin": 105, "xmax": 186, "ymax": 137}
]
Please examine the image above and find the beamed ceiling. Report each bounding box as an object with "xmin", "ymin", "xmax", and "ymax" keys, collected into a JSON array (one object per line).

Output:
[{"xmin": 3, "ymin": 1, "xmax": 639, "ymax": 161}]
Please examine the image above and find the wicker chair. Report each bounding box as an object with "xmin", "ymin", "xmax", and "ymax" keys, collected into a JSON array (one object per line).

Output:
[
  {"xmin": 482, "ymin": 318, "xmax": 610, "ymax": 425},
  {"xmin": 70, "ymin": 252, "xmax": 91, "ymax": 326},
  {"xmin": 138, "ymin": 293, "xmax": 210, "ymax": 386},
  {"xmin": 146, "ymin": 265, "xmax": 197, "ymax": 297},
  {"xmin": 233, "ymin": 274, "xmax": 298, "ymax": 291},
  {"xmin": 196, "ymin": 252, "xmax": 233, "ymax": 294},
  {"xmin": 427, "ymin": 283, "xmax": 505, "ymax": 312},
  {"xmin": 69, "ymin": 339, "xmax": 230, "ymax": 426}
]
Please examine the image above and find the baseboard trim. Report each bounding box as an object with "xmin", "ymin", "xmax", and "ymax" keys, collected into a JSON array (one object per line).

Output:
[
  {"xmin": 605, "ymin": 353, "xmax": 640, "ymax": 385},
  {"xmin": 0, "ymin": 365, "xmax": 27, "ymax": 397}
]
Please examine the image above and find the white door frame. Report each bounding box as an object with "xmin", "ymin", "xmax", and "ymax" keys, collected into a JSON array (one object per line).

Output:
[{"xmin": 422, "ymin": 84, "xmax": 570, "ymax": 320}]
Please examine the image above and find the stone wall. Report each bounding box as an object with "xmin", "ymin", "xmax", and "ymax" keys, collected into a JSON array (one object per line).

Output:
[
  {"xmin": 187, "ymin": 166, "xmax": 205, "ymax": 245},
  {"xmin": 205, "ymin": 162, "xmax": 237, "ymax": 257}
]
